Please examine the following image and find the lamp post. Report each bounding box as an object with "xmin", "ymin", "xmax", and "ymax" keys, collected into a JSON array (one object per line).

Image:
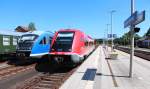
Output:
[
  {"xmin": 106, "ymin": 24, "xmax": 110, "ymax": 52},
  {"xmin": 110, "ymin": 10, "xmax": 116, "ymax": 52},
  {"xmin": 103, "ymin": 30, "xmax": 106, "ymax": 47}
]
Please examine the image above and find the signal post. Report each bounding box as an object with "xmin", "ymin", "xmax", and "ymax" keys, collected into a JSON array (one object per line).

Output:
[{"xmin": 124, "ymin": 0, "xmax": 145, "ymax": 77}]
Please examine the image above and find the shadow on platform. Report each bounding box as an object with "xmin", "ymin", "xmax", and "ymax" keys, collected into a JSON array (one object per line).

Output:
[
  {"xmin": 78, "ymin": 71, "xmax": 130, "ymax": 79},
  {"xmin": 96, "ymin": 73, "xmax": 130, "ymax": 78}
]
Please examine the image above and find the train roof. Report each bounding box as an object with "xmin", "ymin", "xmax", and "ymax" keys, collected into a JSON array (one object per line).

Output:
[
  {"xmin": 58, "ymin": 29, "xmax": 82, "ymax": 32},
  {"xmin": 22, "ymin": 31, "xmax": 54, "ymax": 36},
  {"xmin": 0, "ymin": 30, "xmax": 24, "ymax": 36},
  {"xmin": 87, "ymin": 35, "xmax": 94, "ymax": 41},
  {"xmin": 57, "ymin": 29, "xmax": 93, "ymax": 41}
]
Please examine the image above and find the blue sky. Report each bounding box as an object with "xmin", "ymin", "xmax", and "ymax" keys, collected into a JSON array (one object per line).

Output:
[{"xmin": 0, "ymin": 0, "xmax": 149, "ymax": 38}]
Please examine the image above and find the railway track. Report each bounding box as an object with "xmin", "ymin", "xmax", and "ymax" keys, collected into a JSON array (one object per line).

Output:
[
  {"xmin": 115, "ymin": 46, "xmax": 150, "ymax": 60},
  {"xmin": 0, "ymin": 62, "xmax": 10, "ymax": 69},
  {"xmin": 12, "ymin": 66, "xmax": 78, "ymax": 89},
  {"xmin": 13, "ymin": 46, "xmax": 98, "ymax": 89},
  {"xmin": 0, "ymin": 64, "xmax": 35, "ymax": 80}
]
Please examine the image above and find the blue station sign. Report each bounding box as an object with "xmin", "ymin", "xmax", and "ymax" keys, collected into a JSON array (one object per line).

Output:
[
  {"xmin": 124, "ymin": 11, "xmax": 138, "ymax": 28},
  {"xmin": 124, "ymin": 10, "xmax": 145, "ymax": 28}
]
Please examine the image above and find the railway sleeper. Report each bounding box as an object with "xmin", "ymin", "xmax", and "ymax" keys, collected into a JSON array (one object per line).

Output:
[
  {"xmin": 42, "ymin": 77, "xmax": 62, "ymax": 81},
  {"xmin": 33, "ymin": 87, "xmax": 51, "ymax": 89},
  {"xmin": 51, "ymin": 73, "xmax": 67, "ymax": 76},
  {"xmin": 40, "ymin": 81, "xmax": 56, "ymax": 84},
  {"xmin": 43, "ymin": 75, "xmax": 65, "ymax": 79},
  {"xmin": 36, "ymin": 83, "xmax": 52, "ymax": 88}
]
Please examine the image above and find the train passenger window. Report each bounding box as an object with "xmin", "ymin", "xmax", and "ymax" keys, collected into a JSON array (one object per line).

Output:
[
  {"xmin": 40, "ymin": 37, "xmax": 47, "ymax": 45},
  {"xmin": 3, "ymin": 36, "xmax": 10, "ymax": 46},
  {"xmin": 90, "ymin": 42, "xmax": 93, "ymax": 46},
  {"xmin": 85, "ymin": 41, "xmax": 89, "ymax": 46},
  {"xmin": 13, "ymin": 36, "xmax": 18, "ymax": 45}
]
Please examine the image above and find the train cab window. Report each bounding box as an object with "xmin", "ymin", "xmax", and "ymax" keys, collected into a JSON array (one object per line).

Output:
[
  {"xmin": 40, "ymin": 37, "xmax": 47, "ymax": 45},
  {"xmin": 20, "ymin": 34, "xmax": 38, "ymax": 43},
  {"xmin": 52, "ymin": 32, "xmax": 74, "ymax": 52}
]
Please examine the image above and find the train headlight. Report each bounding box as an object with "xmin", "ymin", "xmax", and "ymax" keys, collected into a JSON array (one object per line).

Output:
[
  {"xmin": 69, "ymin": 48, "xmax": 72, "ymax": 52},
  {"xmin": 28, "ymin": 47, "xmax": 32, "ymax": 50},
  {"xmin": 51, "ymin": 48, "xmax": 55, "ymax": 52}
]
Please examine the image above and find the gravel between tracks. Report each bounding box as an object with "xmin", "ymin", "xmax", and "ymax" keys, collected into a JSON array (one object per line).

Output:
[{"xmin": 11, "ymin": 66, "xmax": 78, "ymax": 89}]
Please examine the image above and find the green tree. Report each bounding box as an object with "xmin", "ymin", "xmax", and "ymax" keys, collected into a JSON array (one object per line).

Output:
[
  {"xmin": 122, "ymin": 32, "xmax": 130, "ymax": 45},
  {"xmin": 134, "ymin": 34, "xmax": 141, "ymax": 41},
  {"xmin": 95, "ymin": 39, "xmax": 103, "ymax": 44},
  {"xmin": 144, "ymin": 27, "xmax": 150, "ymax": 37},
  {"xmin": 114, "ymin": 31, "xmax": 141, "ymax": 46},
  {"xmin": 28, "ymin": 22, "xmax": 36, "ymax": 31}
]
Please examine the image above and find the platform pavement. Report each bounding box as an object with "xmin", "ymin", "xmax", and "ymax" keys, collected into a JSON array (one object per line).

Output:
[
  {"xmin": 59, "ymin": 46, "xmax": 150, "ymax": 89},
  {"xmin": 94, "ymin": 47, "xmax": 150, "ymax": 89},
  {"xmin": 59, "ymin": 46, "xmax": 101, "ymax": 89}
]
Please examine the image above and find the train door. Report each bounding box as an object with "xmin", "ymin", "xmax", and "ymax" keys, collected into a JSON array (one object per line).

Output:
[{"xmin": 30, "ymin": 35, "xmax": 52, "ymax": 58}]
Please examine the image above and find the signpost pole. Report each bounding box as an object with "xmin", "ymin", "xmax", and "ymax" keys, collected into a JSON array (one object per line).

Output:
[
  {"xmin": 129, "ymin": 0, "xmax": 135, "ymax": 78},
  {"xmin": 124, "ymin": 0, "xmax": 145, "ymax": 78}
]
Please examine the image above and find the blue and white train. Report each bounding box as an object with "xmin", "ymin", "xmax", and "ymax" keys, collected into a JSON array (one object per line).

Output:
[{"xmin": 16, "ymin": 31, "xmax": 54, "ymax": 59}]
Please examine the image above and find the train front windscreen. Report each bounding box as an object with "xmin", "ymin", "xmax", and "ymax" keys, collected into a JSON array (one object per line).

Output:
[
  {"xmin": 20, "ymin": 34, "xmax": 38, "ymax": 41},
  {"xmin": 52, "ymin": 32, "xmax": 74, "ymax": 52},
  {"xmin": 17, "ymin": 34, "xmax": 39, "ymax": 51}
]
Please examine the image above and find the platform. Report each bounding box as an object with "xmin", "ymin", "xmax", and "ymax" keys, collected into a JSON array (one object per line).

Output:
[{"xmin": 59, "ymin": 46, "xmax": 150, "ymax": 89}]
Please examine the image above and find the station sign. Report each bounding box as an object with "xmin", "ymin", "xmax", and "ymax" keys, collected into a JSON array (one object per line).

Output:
[
  {"xmin": 107, "ymin": 34, "xmax": 117, "ymax": 38},
  {"xmin": 124, "ymin": 11, "xmax": 137, "ymax": 28},
  {"xmin": 124, "ymin": 10, "xmax": 145, "ymax": 28},
  {"xmin": 133, "ymin": 10, "xmax": 145, "ymax": 26}
]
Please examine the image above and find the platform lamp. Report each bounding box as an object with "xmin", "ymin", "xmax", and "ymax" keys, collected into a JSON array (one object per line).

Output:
[{"xmin": 110, "ymin": 10, "xmax": 116, "ymax": 52}]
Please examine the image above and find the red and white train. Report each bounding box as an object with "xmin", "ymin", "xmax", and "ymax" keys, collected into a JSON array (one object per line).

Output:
[{"xmin": 49, "ymin": 29, "xmax": 95, "ymax": 66}]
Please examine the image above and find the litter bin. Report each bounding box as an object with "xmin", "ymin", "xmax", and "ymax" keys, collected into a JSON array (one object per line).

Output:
[{"xmin": 110, "ymin": 52, "xmax": 118, "ymax": 59}]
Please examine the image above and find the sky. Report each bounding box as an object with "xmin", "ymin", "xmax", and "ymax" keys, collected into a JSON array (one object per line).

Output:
[{"xmin": 0, "ymin": 0, "xmax": 149, "ymax": 39}]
